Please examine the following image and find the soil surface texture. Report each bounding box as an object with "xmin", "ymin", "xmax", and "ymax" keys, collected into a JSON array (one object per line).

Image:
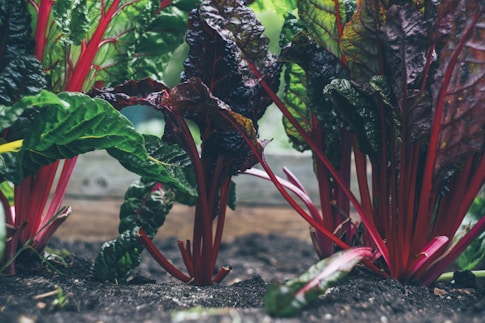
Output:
[{"xmin": 1, "ymin": 232, "xmax": 484, "ymax": 323}]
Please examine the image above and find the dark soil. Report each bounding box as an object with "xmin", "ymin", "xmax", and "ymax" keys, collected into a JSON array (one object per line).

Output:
[{"xmin": 1, "ymin": 233, "xmax": 484, "ymax": 323}]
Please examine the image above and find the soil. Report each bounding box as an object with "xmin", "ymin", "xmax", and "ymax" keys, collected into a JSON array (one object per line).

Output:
[{"xmin": 1, "ymin": 200, "xmax": 485, "ymax": 322}]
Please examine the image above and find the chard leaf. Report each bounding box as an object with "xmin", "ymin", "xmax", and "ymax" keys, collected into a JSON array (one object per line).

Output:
[
  {"xmin": 0, "ymin": 0, "xmax": 46, "ymax": 105},
  {"xmin": 281, "ymin": 62, "xmax": 311, "ymax": 152},
  {"xmin": 249, "ymin": 0, "xmax": 297, "ymax": 15},
  {"xmin": 182, "ymin": 0, "xmax": 280, "ymax": 122},
  {"xmin": 323, "ymin": 79, "xmax": 381, "ymax": 157},
  {"xmin": 1, "ymin": 91, "xmax": 195, "ymax": 197},
  {"xmin": 297, "ymin": 0, "xmax": 352, "ymax": 58},
  {"xmin": 430, "ymin": 0, "xmax": 485, "ymax": 180},
  {"xmin": 94, "ymin": 227, "xmax": 145, "ymax": 282},
  {"xmin": 381, "ymin": 5, "xmax": 428, "ymax": 97},
  {"xmin": 0, "ymin": 0, "xmax": 35, "ymax": 66},
  {"xmin": 163, "ymin": 77, "xmax": 264, "ymax": 175},
  {"xmin": 95, "ymin": 178, "xmax": 175, "ymax": 282},
  {"xmin": 127, "ymin": 0, "xmax": 200, "ymax": 82},
  {"xmin": 143, "ymin": 134, "xmax": 197, "ymax": 206},
  {"xmin": 341, "ymin": 0, "xmax": 388, "ymax": 83},
  {"xmin": 280, "ymin": 30, "xmax": 347, "ymax": 164},
  {"xmin": 264, "ymin": 247, "xmax": 372, "ymax": 317}
]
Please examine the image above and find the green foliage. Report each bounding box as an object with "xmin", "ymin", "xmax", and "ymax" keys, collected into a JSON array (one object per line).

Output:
[
  {"xmin": 0, "ymin": 182, "xmax": 14, "ymax": 205},
  {"xmin": 0, "ymin": 0, "xmax": 46, "ymax": 106},
  {"xmin": 0, "ymin": 91, "xmax": 195, "ymax": 196},
  {"xmin": 95, "ymin": 179, "xmax": 175, "ymax": 282}
]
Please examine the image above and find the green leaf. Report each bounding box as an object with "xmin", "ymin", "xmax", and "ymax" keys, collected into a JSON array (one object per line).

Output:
[
  {"xmin": 249, "ymin": 0, "xmax": 297, "ymax": 16},
  {"xmin": 0, "ymin": 0, "xmax": 46, "ymax": 105},
  {"xmin": 297, "ymin": 0, "xmax": 350, "ymax": 59},
  {"xmin": 264, "ymin": 247, "xmax": 372, "ymax": 317},
  {"xmin": 281, "ymin": 62, "xmax": 311, "ymax": 152},
  {"xmin": 94, "ymin": 227, "xmax": 144, "ymax": 282},
  {"xmin": 0, "ymin": 181, "xmax": 14, "ymax": 206},
  {"xmin": 0, "ymin": 57, "xmax": 47, "ymax": 106},
  {"xmin": 53, "ymin": 0, "xmax": 90, "ymax": 46},
  {"xmin": 127, "ymin": 0, "xmax": 199, "ymax": 82},
  {"xmin": 280, "ymin": 30, "xmax": 347, "ymax": 163},
  {"xmin": 143, "ymin": 134, "xmax": 197, "ymax": 206},
  {"xmin": 95, "ymin": 178, "xmax": 176, "ymax": 282},
  {"xmin": 119, "ymin": 178, "xmax": 175, "ymax": 237},
  {"xmin": 1, "ymin": 91, "xmax": 195, "ymax": 197},
  {"xmin": 323, "ymin": 78, "xmax": 381, "ymax": 157},
  {"xmin": 0, "ymin": 0, "xmax": 35, "ymax": 66},
  {"xmin": 36, "ymin": 0, "xmax": 192, "ymax": 91},
  {"xmin": 456, "ymin": 197, "xmax": 485, "ymax": 271}
]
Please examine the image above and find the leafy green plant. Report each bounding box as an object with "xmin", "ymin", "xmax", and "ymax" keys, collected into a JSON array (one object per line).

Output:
[
  {"xmin": 0, "ymin": 0, "xmax": 197, "ymax": 274},
  {"xmin": 244, "ymin": 0, "xmax": 485, "ymax": 287},
  {"xmin": 90, "ymin": 0, "xmax": 281, "ymax": 285}
]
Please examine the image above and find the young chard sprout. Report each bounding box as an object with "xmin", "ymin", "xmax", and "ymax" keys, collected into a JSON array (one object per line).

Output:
[{"xmin": 90, "ymin": 0, "xmax": 281, "ymax": 285}]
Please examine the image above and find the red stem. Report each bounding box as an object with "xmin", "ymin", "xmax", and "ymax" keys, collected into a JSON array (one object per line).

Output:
[
  {"xmin": 66, "ymin": 0, "xmax": 121, "ymax": 91},
  {"xmin": 416, "ymin": 10, "xmax": 482, "ymax": 245},
  {"xmin": 33, "ymin": 0, "xmax": 54, "ymax": 61},
  {"xmin": 138, "ymin": 228, "xmax": 191, "ymax": 283},
  {"xmin": 247, "ymin": 63, "xmax": 390, "ymax": 265}
]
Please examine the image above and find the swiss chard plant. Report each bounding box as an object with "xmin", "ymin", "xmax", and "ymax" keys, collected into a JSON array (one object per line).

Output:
[
  {"xmin": 245, "ymin": 0, "xmax": 485, "ymax": 287},
  {"xmin": 90, "ymin": 0, "xmax": 281, "ymax": 285},
  {"xmin": 0, "ymin": 0, "xmax": 197, "ymax": 274}
]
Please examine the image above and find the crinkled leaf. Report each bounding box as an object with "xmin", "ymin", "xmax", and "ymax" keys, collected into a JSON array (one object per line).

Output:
[
  {"xmin": 119, "ymin": 178, "xmax": 175, "ymax": 236},
  {"xmin": 0, "ymin": 0, "xmax": 35, "ymax": 67},
  {"xmin": 281, "ymin": 63, "xmax": 311, "ymax": 152},
  {"xmin": 264, "ymin": 247, "xmax": 372, "ymax": 317},
  {"xmin": 143, "ymin": 134, "xmax": 197, "ymax": 206},
  {"xmin": 341, "ymin": 0, "xmax": 388, "ymax": 83},
  {"xmin": 52, "ymin": 0, "xmax": 90, "ymax": 46},
  {"xmin": 323, "ymin": 79, "xmax": 381, "ymax": 157},
  {"xmin": 94, "ymin": 227, "xmax": 144, "ymax": 282},
  {"xmin": 297, "ymin": 0, "xmax": 351, "ymax": 59},
  {"xmin": 0, "ymin": 0, "xmax": 46, "ymax": 105},
  {"xmin": 95, "ymin": 179, "xmax": 176, "ymax": 282},
  {"xmin": 163, "ymin": 77, "xmax": 264, "ymax": 175},
  {"xmin": 182, "ymin": 0, "xmax": 280, "ymax": 122},
  {"xmin": 430, "ymin": 0, "xmax": 485, "ymax": 180},
  {"xmin": 280, "ymin": 31, "xmax": 347, "ymax": 164},
  {"xmin": 382, "ymin": 5, "xmax": 428, "ymax": 98},
  {"xmin": 0, "ymin": 57, "xmax": 47, "ymax": 106}
]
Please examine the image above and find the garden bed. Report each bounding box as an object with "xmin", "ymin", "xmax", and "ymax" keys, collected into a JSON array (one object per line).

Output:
[{"xmin": 1, "ymin": 200, "xmax": 484, "ymax": 322}]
